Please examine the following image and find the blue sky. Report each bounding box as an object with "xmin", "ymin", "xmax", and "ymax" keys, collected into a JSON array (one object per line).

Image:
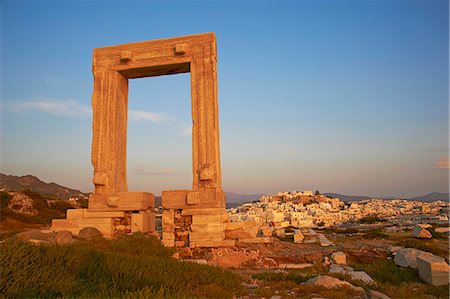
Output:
[{"xmin": 1, "ymin": 0, "xmax": 448, "ymax": 197}]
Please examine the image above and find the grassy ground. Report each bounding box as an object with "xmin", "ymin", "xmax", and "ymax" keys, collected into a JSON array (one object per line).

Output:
[{"xmin": 0, "ymin": 233, "xmax": 243, "ymax": 298}]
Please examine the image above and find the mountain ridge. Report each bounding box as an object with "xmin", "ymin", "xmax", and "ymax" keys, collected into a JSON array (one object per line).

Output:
[{"xmin": 0, "ymin": 173, "xmax": 87, "ymax": 200}]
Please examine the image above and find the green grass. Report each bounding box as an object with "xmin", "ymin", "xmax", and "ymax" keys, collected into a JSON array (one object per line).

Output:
[
  {"xmin": 350, "ymin": 258, "xmax": 449, "ymax": 298},
  {"xmin": 363, "ymin": 228, "xmax": 389, "ymax": 239},
  {"xmin": 0, "ymin": 233, "xmax": 243, "ymax": 298}
]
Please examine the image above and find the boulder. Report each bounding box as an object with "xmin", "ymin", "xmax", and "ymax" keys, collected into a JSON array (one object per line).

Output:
[
  {"xmin": 293, "ymin": 230, "xmax": 304, "ymax": 243},
  {"xmin": 304, "ymin": 275, "xmax": 364, "ymax": 293},
  {"xmin": 394, "ymin": 248, "xmax": 427, "ymax": 268},
  {"xmin": 347, "ymin": 271, "xmax": 376, "ymax": 285},
  {"xmin": 55, "ymin": 231, "xmax": 73, "ymax": 245},
  {"xmin": 318, "ymin": 233, "xmax": 334, "ymax": 247},
  {"xmin": 417, "ymin": 254, "xmax": 449, "ymax": 286},
  {"xmin": 387, "ymin": 245, "xmax": 404, "ymax": 254},
  {"xmin": 78, "ymin": 227, "xmax": 102, "ymax": 240},
  {"xmin": 15, "ymin": 229, "xmax": 56, "ymax": 243},
  {"xmin": 435, "ymin": 227, "xmax": 450, "ymax": 234},
  {"xmin": 331, "ymin": 251, "xmax": 347, "ymax": 265},
  {"xmin": 412, "ymin": 225, "xmax": 432, "ymax": 239}
]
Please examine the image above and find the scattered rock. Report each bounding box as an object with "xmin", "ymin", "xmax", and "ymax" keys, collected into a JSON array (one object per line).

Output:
[
  {"xmin": 55, "ymin": 231, "xmax": 73, "ymax": 245},
  {"xmin": 394, "ymin": 248, "xmax": 426, "ymax": 268},
  {"xmin": 318, "ymin": 234, "xmax": 334, "ymax": 247},
  {"xmin": 15, "ymin": 229, "xmax": 56, "ymax": 243},
  {"xmin": 418, "ymin": 223, "xmax": 432, "ymax": 229},
  {"xmin": 387, "ymin": 245, "xmax": 404, "ymax": 254},
  {"xmin": 304, "ymin": 275, "xmax": 364, "ymax": 293},
  {"xmin": 412, "ymin": 225, "xmax": 432, "ymax": 239},
  {"xmin": 293, "ymin": 230, "xmax": 304, "ymax": 243},
  {"xmin": 368, "ymin": 289, "xmax": 392, "ymax": 299},
  {"xmin": 78, "ymin": 227, "xmax": 102, "ymax": 240},
  {"xmin": 331, "ymin": 251, "xmax": 347, "ymax": 265},
  {"xmin": 182, "ymin": 259, "xmax": 208, "ymax": 265},
  {"xmin": 7, "ymin": 192, "xmax": 38, "ymax": 215},
  {"xmin": 435, "ymin": 227, "xmax": 450, "ymax": 234},
  {"xmin": 347, "ymin": 271, "xmax": 376, "ymax": 285},
  {"xmin": 417, "ymin": 254, "xmax": 449, "ymax": 286},
  {"xmin": 329, "ymin": 264, "xmax": 347, "ymax": 274},
  {"xmin": 279, "ymin": 263, "xmax": 313, "ymax": 269}
]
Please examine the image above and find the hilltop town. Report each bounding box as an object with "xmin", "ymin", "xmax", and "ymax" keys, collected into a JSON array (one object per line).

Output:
[{"xmin": 227, "ymin": 190, "xmax": 449, "ymax": 229}]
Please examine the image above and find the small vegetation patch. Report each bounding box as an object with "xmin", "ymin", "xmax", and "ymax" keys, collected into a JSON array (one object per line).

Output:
[
  {"xmin": 350, "ymin": 258, "xmax": 449, "ymax": 298},
  {"xmin": 363, "ymin": 228, "xmax": 389, "ymax": 239},
  {"xmin": 0, "ymin": 233, "xmax": 243, "ymax": 298},
  {"xmin": 0, "ymin": 190, "xmax": 71, "ymax": 224}
]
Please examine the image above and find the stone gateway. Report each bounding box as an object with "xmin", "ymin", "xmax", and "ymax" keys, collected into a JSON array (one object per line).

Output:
[{"xmin": 52, "ymin": 33, "xmax": 232, "ymax": 247}]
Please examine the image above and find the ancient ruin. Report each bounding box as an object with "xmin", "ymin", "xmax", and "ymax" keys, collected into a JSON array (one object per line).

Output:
[{"xmin": 52, "ymin": 33, "xmax": 248, "ymax": 247}]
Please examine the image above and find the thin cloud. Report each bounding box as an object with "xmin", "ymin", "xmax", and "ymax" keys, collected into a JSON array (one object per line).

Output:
[
  {"xmin": 9, "ymin": 99, "xmax": 171, "ymax": 124},
  {"xmin": 435, "ymin": 157, "xmax": 450, "ymax": 169},
  {"xmin": 10, "ymin": 99, "xmax": 91, "ymax": 117}
]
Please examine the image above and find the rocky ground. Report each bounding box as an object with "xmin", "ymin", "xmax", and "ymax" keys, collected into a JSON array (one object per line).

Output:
[{"xmin": 1, "ymin": 224, "xmax": 448, "ymax": 298}]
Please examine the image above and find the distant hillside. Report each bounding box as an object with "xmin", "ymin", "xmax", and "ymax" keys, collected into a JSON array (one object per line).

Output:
[
  {"xmin": 154, "ymin": 192, "xmax": 265, "ymax": 208},
  {"xmin": 226, "ymin": 192, "xmax": 265, "ymax": 208},
  {"xmin": 324, "ymin": 193, "xmax": 372, "ymax": 202},
  {"xmin": 0, "ymin": 173, "xmax": 87, "ymax": 200},
  {"xmin": 408, "ymin": 192, "xmax": 449, "ymax": 202},
  {"xmin": 325, "ymin": 192, "xmax": 449, "ymax": 203}
]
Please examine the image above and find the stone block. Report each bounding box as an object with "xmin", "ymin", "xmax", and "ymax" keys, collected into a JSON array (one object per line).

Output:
[
  {"xmin": 78, "ymin": 218, "xmax": 114, "ymax": 238},
  {"xmin": 417, "ymin": 254, "xmax": 449, "ymax": 286},
  {"xmin": 162, "ymin": 232, "xmax": 175, "ymax": 240},
  {"xmin": 131, "ymin": 211, "xmax": 155, "ymax": 233},
  {"xmin": 52, "ymin": 219, "xmax": 80, "ymax": 235},
  {"xmin": 181, "ymin": 208, "xmax": 228, "ymax": 216},
  {"xmin": 162, "ymin": 209, "xmax": 174, "ymax": 225},
  {"xmin": 192, "ymin": 214, "xmax": 228, "ymax": 224},
  {"xmin": 83, "ymin": 210, "xmax": 125, "ymax": 218},
  {"xmin": 190, "ymin": 223, "xmax": 225, "ymax": 233},
  {"xmin": 163, "ymin": 223, "xmax": 175, "ymax": 232},
  {"xmin": 394, "ymin": 248, "xmax": 431, "ymax": 269},
  {"xmin": 66, "ymin": 209, "xmax": 84, "ymax": 219},
  {"xmin": 189, "ymin": 231, "xmax": 225, "ymax": 242},
  {"xmin": 331, "ymin": 252, "xmax": 347, "ymax": 265}
]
